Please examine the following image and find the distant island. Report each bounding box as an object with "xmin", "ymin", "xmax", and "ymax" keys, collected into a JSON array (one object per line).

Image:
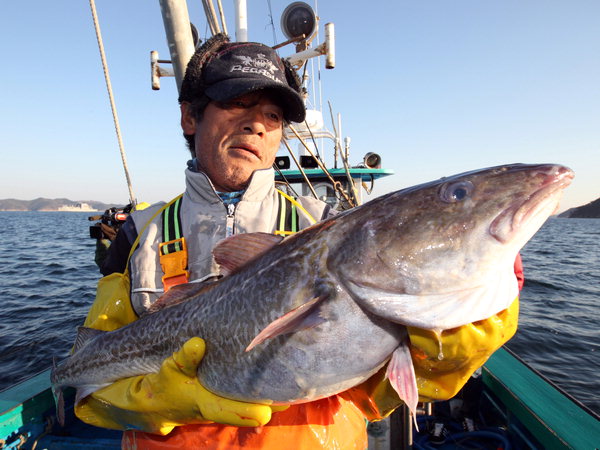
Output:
[
  {"xmin": 0, "ymin": 198, "xmax": 119, "ymax": 212},
  {"xmin": 558, "ymin": 197, "xmax": 600, "ymax": 218}
]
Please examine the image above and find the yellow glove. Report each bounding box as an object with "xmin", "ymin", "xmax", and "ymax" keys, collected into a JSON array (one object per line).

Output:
[
  {"xmin": 340, "ymin": 298, "xmax": 519, "ymax": 419},
  {"xmin": 408, "ymin": 297, "xmax": 519, "ymax": 402},
  {"xmin": 75, "ymin": 337, "xmax": 284, "ymax": 435}
]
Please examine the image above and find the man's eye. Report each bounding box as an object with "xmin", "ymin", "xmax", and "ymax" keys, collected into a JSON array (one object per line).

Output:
[
  {"xmin": 219, "ymin": 100, "xmax": 247, "ymax": 109},
  {"xmin": 269, "ymin": 112, "xmax": 282, "ymax": 122}
]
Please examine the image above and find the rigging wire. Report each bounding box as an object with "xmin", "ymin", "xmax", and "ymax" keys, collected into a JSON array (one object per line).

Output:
[
  {"xmin": 288, "ymin": 125, "xmax": 355, "ymax": 208},
  {"xmin": 266, "ymin": 0, "xmax": 278, "ymax": 46},
  {"xmin": 272, "ymin": 164, "xmax": 301, "ymax": 198},
  {"xmin": 88, "ymin": 0, "xmax": 137, "ymax": 206},
  {"xmin": 281, "ymin": 139, "xmax": 319, "ymax": 200}
]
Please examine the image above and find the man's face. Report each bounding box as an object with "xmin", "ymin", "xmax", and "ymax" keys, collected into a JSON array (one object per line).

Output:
[{"xmin": 181, "ymin": 91, "xmax": 284, "ymax": 192}]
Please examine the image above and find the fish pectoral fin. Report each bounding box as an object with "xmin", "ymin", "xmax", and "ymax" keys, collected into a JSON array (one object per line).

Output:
[
  {"xmin": 386, "ymin": 343, "xmax": 419, "ymax": 431},
  {"xmin": 74, "ymin": 327, "xmax": 107, "ymax": 352},
  {"xmin": 245, "ymin": 295, "xmax": 328, "ymax": 352},
  {"xmin": 74, "ymin": 384, "xmax": 111, "ymax": 406},
  {"xmin": 213, "ymin": 232, "xmax": 284, "ymax": 276}
]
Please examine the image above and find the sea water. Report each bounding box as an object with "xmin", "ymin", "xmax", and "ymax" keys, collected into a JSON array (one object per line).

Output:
[{"xmin": 0, "ymin": 212, "xmax": 598, "ymax": 414}]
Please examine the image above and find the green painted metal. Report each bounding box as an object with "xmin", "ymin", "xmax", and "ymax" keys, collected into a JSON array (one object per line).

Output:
[
  {"xmin": 0, "ymin": 369, "xmax": 54, "ymax": 440},
  {"xmin": 1, "ymin": 369, "xmax": 121, "ymax": 448},
  {"xmin": 274, "ymin": 167, "xmax": 395, "ymax": 182},
  {"xmin": 483, "ymin": 347, "xmax": 600, "ymax": 449}
]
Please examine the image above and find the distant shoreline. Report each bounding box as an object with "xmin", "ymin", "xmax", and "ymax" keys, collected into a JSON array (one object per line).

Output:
[
  {"xmin": 0, "ymin": 209, "xmax": 100, "ymax": 212},
  {"xmin": 0, "ymin": 198, "xmax": 116, "ymax": 213}
]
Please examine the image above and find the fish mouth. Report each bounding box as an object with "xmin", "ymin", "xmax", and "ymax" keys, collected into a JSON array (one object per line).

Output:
[{"xmin": 490, "ymin": 165, "xmax": 574, "ymax": 243}]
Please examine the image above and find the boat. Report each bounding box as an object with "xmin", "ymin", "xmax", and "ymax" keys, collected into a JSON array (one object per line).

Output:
[
  {"xmin": 2, "ymin": 1, "xmax": 599, "ymax": 449},
  {"xmin": 3, "ymin": 346, "xmax": 599, "ymax": 449}
]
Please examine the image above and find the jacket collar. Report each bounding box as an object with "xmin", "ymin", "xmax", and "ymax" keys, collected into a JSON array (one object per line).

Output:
[{"xmin": 184, "ymin": 166, "xmax": 275, "ymax": 204}]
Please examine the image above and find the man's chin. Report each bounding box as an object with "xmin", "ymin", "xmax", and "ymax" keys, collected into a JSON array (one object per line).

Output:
[{"xmin": 213, "ymin": 162, "xmax": 273, "ymax": 192}]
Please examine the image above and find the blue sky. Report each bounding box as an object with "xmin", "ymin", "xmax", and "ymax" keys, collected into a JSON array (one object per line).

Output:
[{"xmin": 1, "ymin": 1, "xmax": 598, "ymax": 212}]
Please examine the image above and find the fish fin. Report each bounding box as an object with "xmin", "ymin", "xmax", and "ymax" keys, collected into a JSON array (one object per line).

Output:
[
  {"xmin": 51, "ymin": 357, "xmax": 65, "ymax": 427},
  {"xmin": 386, "ymin": 342, "xmax": 419, "ymax": 431},
  {"xmin": 246, "ymin": 295, "xmax": 328, "ymax": 351},
  {"xmin": 146, "ymin": 279, "xmax": 220, "ymax": 314},
  {"xmin": 73, "ymin": 327, "xmax": 106, "ymax": 352},
  {"xmin": 213, "ymin": 232, "xmax": 283, "ymax": 276}
]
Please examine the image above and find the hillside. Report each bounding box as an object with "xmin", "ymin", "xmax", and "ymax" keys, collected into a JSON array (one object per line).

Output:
[
  {"xmin": 0, "ymin": 198, "xmax": 119, "ymax": 212},
  {"xmin": 559, "ymin": 197, "xmax": 600, "ymax": 218}
]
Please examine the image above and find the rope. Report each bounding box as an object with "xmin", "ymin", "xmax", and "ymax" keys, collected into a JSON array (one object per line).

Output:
[{"xmin": 89, "ymin": 0, "xmax": 137, "ymax": 206}]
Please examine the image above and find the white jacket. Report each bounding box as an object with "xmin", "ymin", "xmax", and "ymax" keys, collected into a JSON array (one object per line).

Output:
[{"xmin": 128, "ymin": 167, "xmax": 328, "ymax": 315}]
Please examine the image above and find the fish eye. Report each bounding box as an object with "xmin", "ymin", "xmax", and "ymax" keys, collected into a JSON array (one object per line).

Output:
[{"xmin": 439, "ymin": 181, "xmax": 474, "ymax": 203}]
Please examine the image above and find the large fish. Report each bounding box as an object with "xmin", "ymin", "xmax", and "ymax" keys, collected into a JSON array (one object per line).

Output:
[{"xmin": 51, "ymin": 163, "xmax": 573, "ymax": 423}]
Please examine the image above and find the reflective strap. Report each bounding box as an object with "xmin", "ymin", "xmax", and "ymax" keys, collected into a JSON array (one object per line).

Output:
[
  {"xmin": 276, "ymin": 189, "xmax": 317, "ymax": 225},
  {"xmin": 275, "ymin": 189, "xmax": 316, "ymax": 237},
  {"xmin": 159, "ymin": 195, "xmax": 188, "ymax": 291},
  {"xmin": 291, "ymin": 203, "xmax": 298, "ymax": 232},
  {"xmin": 162, "ymin": 196, "xmax": 183, "ymax": 254}
]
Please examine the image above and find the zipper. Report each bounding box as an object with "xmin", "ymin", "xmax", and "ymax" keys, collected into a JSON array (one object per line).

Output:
[{"xmin": 225, "ymin": 202, "xmax": 236, "ymax": 237}]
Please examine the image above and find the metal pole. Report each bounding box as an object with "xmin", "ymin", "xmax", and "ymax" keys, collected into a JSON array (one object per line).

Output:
[
  {"xmin": 234, "ymin": 0, "xmax": 248, "ymax": 42},
  {"xmin": 158, "ymin": 0, "xmax": 196, "ymax": 92},
  {"xmin": 390, "ymin": 405, "xmax": 413, "ymax": 449}
]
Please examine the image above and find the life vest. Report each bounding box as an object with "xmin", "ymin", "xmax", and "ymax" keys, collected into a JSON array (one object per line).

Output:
[{"xmin": 158, "ymin": 190, "xmax": 316, "ymax": 292}]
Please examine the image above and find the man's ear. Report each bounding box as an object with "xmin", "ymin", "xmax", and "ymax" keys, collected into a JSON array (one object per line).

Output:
[{"xmin": 180, "ymin": 102, "xmax": 197, "ymax": 134}]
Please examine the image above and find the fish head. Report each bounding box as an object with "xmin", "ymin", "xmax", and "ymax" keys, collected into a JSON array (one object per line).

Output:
[{"xmin": 329, "ymin": 163, "xmax": 573, "ymax": 330}]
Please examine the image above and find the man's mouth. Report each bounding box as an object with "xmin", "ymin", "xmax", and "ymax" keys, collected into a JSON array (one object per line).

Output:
[{"xmin": 230, "ymin": 143, "xmax": 260, "ymax": 159}]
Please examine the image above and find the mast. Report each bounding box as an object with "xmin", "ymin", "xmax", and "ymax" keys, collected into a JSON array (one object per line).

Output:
[
  {"xmin": 234, "ymin": 0, "xmax": 248, "ymax": 42},
  {"xmin": 158, "ymin": 0, "xmax": 196, "ymax": 92}
]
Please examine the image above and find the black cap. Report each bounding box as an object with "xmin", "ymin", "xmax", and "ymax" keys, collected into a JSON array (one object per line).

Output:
[{"xmin": 180, "ymin": 36, "xmax": 306, "ymax": 123}]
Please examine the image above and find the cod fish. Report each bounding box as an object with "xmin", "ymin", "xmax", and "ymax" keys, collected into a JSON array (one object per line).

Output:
[{"xmin": 51, "ymin": 163, "xmax": 573, "ymax": 424}]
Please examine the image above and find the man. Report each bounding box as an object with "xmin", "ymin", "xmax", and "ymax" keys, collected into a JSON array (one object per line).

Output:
[
  {"xmin": 79, "ymin": 34, "xmax": 517, "ymax": 449},
  {"xmin": 78, "ymin": 34, "xmax": 401, "ymax": 449}
]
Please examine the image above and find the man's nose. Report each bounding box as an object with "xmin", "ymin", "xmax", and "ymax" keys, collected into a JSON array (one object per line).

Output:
[{"xmin": 242, "ymin": 106, "xmax": 267, "ymax": 136}]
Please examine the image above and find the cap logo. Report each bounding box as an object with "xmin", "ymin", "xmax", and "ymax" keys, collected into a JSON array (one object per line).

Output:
[{"xmin": 231, "ymin": 54, "xmax": 281, "ymax": 83}]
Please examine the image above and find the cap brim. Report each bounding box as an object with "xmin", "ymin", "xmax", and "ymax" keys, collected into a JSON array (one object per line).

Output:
[{"xmin": 205, "ymin": 78, "xmax": 306, "ymax": 123}]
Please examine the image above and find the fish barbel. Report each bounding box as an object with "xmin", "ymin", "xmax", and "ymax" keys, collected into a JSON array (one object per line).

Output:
[{"xmin": 51, "ymin": 163, "xmax": 573, "ymax": 421}]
